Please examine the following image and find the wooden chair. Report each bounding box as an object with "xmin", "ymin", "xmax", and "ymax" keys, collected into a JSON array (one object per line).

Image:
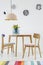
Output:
[
  {"xmin": 1, "ymin": 34, "xmax": 15, "ymax": 54},
  {"xmin": 23, "ymin": 33, "xmax": 42, "ymax": 59}
]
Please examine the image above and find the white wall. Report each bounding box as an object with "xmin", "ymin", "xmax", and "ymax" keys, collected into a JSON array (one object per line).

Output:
[{"xmin": 0, "ymin": 0, "xmax": 43, "ymax": 52}]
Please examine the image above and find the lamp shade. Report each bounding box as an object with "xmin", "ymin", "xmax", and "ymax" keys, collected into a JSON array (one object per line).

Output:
[{"xmin": 5, "ymin": 13, "xmax": 17, "ymax": 20}]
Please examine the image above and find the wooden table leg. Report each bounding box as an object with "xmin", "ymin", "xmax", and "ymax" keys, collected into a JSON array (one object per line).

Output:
[
  {"xmin": 34, "ymin": 46, "xmax": 36, "ymax": 59},
  {"xmin": 30, "ymin": 35, "xmax": 32, "ymax": 43},
  {"xmin": 15, "ymin": 36, "xmax": 18, "ymax": 57},
  {"xmin": 8, "ymin": 35, "xmax": 11, "ymax": 54},
  {"xmin": 28, "ymin": 47, "xmax": 30, "ymax": 56},
  {"xmin": 8, "ymin": 35, "xmax": 11, "ymax": 42},
  {"xmin": 30, "ymin": 35, "xmax": 33, "ymax": 55},
  {"xmin": 22, "ymin": 37, "xmax": 24, "ymax": 58},
  {"xmin": 8, "ymin": 45, "xmax": 9, "ymax": 54}
]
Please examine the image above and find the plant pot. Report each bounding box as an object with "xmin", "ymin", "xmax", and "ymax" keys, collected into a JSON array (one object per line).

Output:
[{"xmin": 13, "ymin": 28, "xmax": 19, "ymax": 34}]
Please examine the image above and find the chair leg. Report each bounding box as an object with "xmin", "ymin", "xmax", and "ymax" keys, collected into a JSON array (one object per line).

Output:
[
  {"xmin": 22, "ymin": 46, "xmax": 26, "ymax": 58},
  {"xmin": 1, "ymin": 46, "xmax": 4, "ymax": 53},
  {"xmin": 38, "ymin": 46, "xmax": 42, "ymax": 57},
  {"xmin": 1, "ymin": 48, "xmax": 3, "ymax": 53},
  {"xmin": 32, "ymin": 47, "xmax": 33, "ymax": 55},
  {"xmin": 8, "ymin": 46, "xmax": 9, "ymax": 54},
  {"xmin": 34, "ymin": 47, "xmax": 36, "ymax": 59},
  {"xmin": 12, "ymin": 45, "xmax": 14, "ymax": 53},
  {"xmin": 28, "ymin": 47, "xmax": 30, "ymax": 56},
  {"xmin": 11, "ymin": 45, "xmax": 14, "ymax": 53},
  {"xmin": 11, "ymin": 45, "xmax": 12, "ymax": 52}
]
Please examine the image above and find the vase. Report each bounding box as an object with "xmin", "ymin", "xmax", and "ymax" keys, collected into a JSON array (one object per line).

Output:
[{"xmin": 13, "ymin": 28, "xmax": 19, "ymax": 34}]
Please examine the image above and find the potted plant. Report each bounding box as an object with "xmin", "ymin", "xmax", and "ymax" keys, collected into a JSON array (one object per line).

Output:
[{"xmin": 13, "ymin": 24, "xmax": 20, "ymax": 34}]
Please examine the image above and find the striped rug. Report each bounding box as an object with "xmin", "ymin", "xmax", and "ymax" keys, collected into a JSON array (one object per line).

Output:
[{"xmin": 0, "ymin": 61, "xmax": 43, "ymax": 65}]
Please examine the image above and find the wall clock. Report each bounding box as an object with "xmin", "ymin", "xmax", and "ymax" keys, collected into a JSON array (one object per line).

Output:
[
  {"xmin": 23, "ymin": 10, "xmax": 29, "ymax": 16},
  {"xmin": 36, "ymin": 4, "xmax": 42, "ymax": 10},
  {"xmin": 4, "ymin": 11, "xmax": 6, "ymax": 14}
]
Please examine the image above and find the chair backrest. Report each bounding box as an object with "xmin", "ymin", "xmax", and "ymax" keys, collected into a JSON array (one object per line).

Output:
[
  {"xmin": 2, "ymin": 34, "xmax": 5, "ymax": 47},
  {"xmin": 33, "ymin": 33, "xmax": 40, "ymax": 45}
]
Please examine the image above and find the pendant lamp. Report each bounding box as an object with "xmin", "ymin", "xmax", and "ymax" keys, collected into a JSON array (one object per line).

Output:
[{"xmin": 5, "ymin": 0, "xmax": 17, "ymax": 20}]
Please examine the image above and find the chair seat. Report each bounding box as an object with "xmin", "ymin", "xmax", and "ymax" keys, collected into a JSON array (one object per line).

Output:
[
  {"xmin": 4, "ymin": 42, "xmax": 15, "ymax": 46},
  {"xmin": 25, "ymin": 43, "xmax": 38, "ymax": 47},
  {"xmin": 9, "ymin": 42, "xmax": 15, "ymax": 44}
]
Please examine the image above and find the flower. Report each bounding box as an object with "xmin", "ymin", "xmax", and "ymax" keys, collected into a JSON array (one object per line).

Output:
[{"xmin": 13, "ymin": 24, "xmax": 20, "ymax": 29}]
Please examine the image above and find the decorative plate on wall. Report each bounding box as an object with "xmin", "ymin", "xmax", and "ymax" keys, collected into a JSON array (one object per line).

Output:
[
  {"xmin": 23, "ymin": 10, "xmax": 29, "ymax": 16},
  {"xmin": 4, "ymin": 11, "xmax": 6, "ymax": 14},
  {"xmin": 36, "ymin": 4, "xmax": 42, "ymax": 10}
]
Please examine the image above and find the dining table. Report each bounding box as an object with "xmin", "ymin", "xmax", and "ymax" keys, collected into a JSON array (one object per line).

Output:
[{"xmin": 8, "ymin": 34, "xmax": 32, "ymax": 57}]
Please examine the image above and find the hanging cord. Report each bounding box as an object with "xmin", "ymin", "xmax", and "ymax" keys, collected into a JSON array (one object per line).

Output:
[{"xmin": 10, "ymin": 0, "xmax": 12, "ymax": 13}]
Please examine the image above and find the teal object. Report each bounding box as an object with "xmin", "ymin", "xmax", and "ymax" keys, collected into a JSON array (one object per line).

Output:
[
  {"xmin": 13, "ymin": 29, "xmax": 19, "ymax": 34},
  {"xmin": 31, "ymin": 61, "xmax": 34, "ymax": 65}
]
